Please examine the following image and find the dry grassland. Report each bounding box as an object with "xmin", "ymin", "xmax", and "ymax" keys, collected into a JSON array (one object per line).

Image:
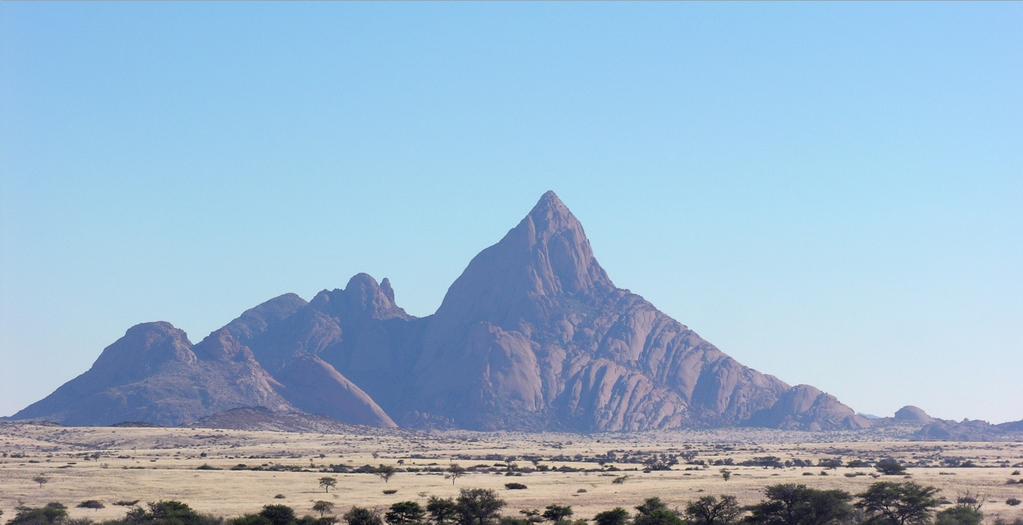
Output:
[{"xmin": 1, "ymin": 424, "xmax": 1021, "ymax": 523}]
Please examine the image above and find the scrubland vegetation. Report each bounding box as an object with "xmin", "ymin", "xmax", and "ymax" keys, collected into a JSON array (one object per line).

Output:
[
  {"xmin": 2, "ymin": 425, "xmax": 1021, "ymax": 525},
  {"xmin": 6, "ymin": 481, "xmax": 1021, "ymax": 525}
]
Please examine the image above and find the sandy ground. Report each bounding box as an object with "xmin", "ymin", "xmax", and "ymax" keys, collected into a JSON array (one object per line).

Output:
[{"xmin": 1, "ymin": 424, "xmax": 1021, "ymax": 523}]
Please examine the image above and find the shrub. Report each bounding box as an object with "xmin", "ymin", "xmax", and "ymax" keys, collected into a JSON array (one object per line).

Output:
[
  {"xmin": 935, "ymin": 506, "xmax": 983, "ymax": 525},
  {"xmin": 7, "ymin": 503, "xmax": 68, "ymax": 525},
  {"xmin": 129, "ymin": 500, "xmax": 221, "ymax": 525},
  {"xmin": 77, "ymin": 500, "xmax": 105, "ymax": 510},
  {"xmin": 593, "ymin": 508, "xmax": 629, "ymax": 525},
  {"xmin": 633, "ymin": 498, "xmax": 683, "ymax": 525},
  {"xmin": 875, "ymin": 458, "xmax": 907, "ymax": 476},
  {"xmin": 383, "ymin": 490, "xmax": 398, "ymax": 495},
  {"xmin": 260, "ymin": 505, "xmax": 297, "ymax": 525},
  {"xmin": 1007, "ymin": 498, "xmax": 1022, "ymax": 506},
  {"xmin": 541, "ymin": 505, "xmax": 572, "ymax": 523},
  {"xmin": 345, "ymin": 507, "xmax": 383, "ymax": 525},
  {"xmin": 504, "ymin": 483, "xmax": 527, "ymax": 490},
  {"xmin": 232, "ymin": 515, "xmax": 272, "ymax": 525}
]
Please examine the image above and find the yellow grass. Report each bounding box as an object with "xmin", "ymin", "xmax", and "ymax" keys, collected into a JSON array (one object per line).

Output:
[{"xmin": 1, "ymin": 424, "xmax": 1021, "ymax": 523}]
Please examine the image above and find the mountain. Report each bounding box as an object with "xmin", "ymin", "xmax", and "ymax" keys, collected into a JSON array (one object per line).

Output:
[
  {"xmin": 14, "ymin": 319, "xmax": 396, "ymax": 428},
  {"xmin": 13, "ymin": 191, "xmax": 867, "ymax": 432},
  {"xmin": 913, "ymin": 418, "xmax": 1023, "ymax": 441},
  {"xmin": 13, "ymin": 322, "xmax": 292, "ymax": 426}
]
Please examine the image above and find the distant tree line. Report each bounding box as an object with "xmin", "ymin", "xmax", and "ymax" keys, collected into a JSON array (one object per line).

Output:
[{"xmin": 6, "ymin": 482, "xmax": 1022, "ymax": 525}]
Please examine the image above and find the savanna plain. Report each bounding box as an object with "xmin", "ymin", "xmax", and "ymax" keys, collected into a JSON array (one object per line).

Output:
[{"xmin": 2, "ymin": 424, "xmax": 1021, "ymax": 523}]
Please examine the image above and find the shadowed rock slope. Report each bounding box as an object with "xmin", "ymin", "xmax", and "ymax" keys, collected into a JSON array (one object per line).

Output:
[{"xmin": 14, "ymin": 191, "xmax": 867, "ymax": 432}]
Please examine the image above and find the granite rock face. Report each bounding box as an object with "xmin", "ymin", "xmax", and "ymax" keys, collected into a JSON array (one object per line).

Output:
[{"xmin": 14, "ymin": 191, "xmax": 866, "ymax": 432}]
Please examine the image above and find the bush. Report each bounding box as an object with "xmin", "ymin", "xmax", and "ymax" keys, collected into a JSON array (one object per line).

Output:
[
  {"xmin": 345, "ymin": 507, "xmax": 383, "ymax": 525},
  {"xmin": 541, "ymin": 505, "xmax": 572, "ymax": 523},
  {"xmin": 504, "ymin": 483, "xmax": 527, "ymax": 490},
  {"xmin": 232, "ymin": 515, "xmax": 272, "ymax": 525},
  {"xmin": 7, "ymin": 503, "xmax": 68, "ymax": 525},
  {"xmin": 1007, "ymin": 498, "xmax": 1022, "ymax": 506},
  {"xmin": 383, "ymin": 490, "xmax": 398, "ymax": 495},
  {"xmin": 77, "ymin": 500, "xmax": 105, "ymax": 510},
  {"xmin": 935, "ymin": 506, "xmax": 983, "ymax": 525},
  {"xmin": 633, "ymin": 498, "xmax": 683, "ymax": 525},
  {"xmin": 875, "ymin": 458, "xmax": 907, "ymax": 475},
  {"xmin": 260, "ymin": 505, "xmax": 296, "ymax": 525},
  {"xmin": 593, "ymin": 508, "xmax": 629, "ymax": 525},
  {"xmin": 126, "ymin": 500, "xmax": 221, "ymax": 525}
]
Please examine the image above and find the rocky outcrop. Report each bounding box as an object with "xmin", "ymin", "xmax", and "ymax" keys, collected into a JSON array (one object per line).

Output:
[
  {"xmin": 748, "ymin": 385, "xmax": 870, "ymax": 431},
  {"xmin": 13, "ymin": 191, "xmax": 867, "ymax": 432},
  {"xmin": 894, "ymin": 405, "xmax": 935, "ymax": 425}
]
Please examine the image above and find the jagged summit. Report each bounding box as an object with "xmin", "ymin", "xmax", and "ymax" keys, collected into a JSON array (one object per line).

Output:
[
  {"xmin": 435, "ymin": 191, "xmax": 613, "ymax": 326},
  {"xmin": 311, "ymin": 273, "xmax": 411, "ymax": 321}
]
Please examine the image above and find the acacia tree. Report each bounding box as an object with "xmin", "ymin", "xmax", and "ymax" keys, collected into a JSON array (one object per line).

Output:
[
  {"xmin": 857, "ymin": 482, "xmax": 941, "ymax": 525},
  {"xmin": 427, "ymin": 497, "xmax": 458, "ymax": 525},
  {"xmin": 33, "ymin": 475, "xmax": 49, "ymax": 488},
  {"xmin": 376, "ymin": 465, "xmax": 397, "ymax": 484},
  {"xmin": 633, "ymin": 498, "xmax": 684, "ymax": 525},
  {"xmin": 346, "ymin": 507, "xmax": 384, "ymax": 525},
  {"xmin": 746, "ymin": 484, "xmax": 854, "ymax": 525},
  {"xmin": 455, "ymin": 488, "xmax": 505, "ymax": 525},
  {"xmin": 542, "ymin": 505, "xmax": 573, "ymax": 523},
  {"xmin": 314, "ymin": 501, "xmax": 336, "ymax": 518},
  {"xmin": 446, "ymin": 464, "xmax": 466, "ymax": 485},
  {"xmin": 684, "ymin": 496, "xmax": 742, "ymax": 525},
  {"xmin": 386, "ymin": 501, "xmax": 426, "ymax": 525},
  {"xmin": 319, "ymin": 477, "xmax": 338, "ymax": 493}
]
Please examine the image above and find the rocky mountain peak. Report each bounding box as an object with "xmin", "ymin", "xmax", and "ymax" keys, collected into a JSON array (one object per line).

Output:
[
  {"xmin": 311, "ymin": 273, "xmax": 411, "ymax": 321},
  {"xmin": 435, "ymin": 191, "xmax": 613, "ymax": 324},
  {"xmin": 92, "ymin": 322, "xmax": 196, "ymax": 376}
]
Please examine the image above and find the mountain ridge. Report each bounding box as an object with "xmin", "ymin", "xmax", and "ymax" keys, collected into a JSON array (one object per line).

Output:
[{"xmin": 14, "ymin": 191, "xmax": 871, "ymax": 432}]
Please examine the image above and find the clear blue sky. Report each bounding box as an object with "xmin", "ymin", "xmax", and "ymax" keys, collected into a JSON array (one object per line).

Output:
[{"xmin": 2, "ymin": 3, "xmax": 1020, "ymax": 423}]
